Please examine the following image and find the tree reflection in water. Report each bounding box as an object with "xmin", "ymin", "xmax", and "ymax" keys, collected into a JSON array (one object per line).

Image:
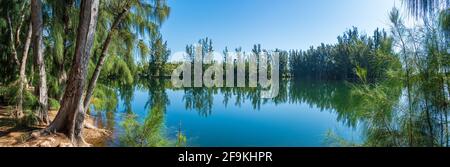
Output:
[{"xmin": 89, "ymin": 78, "xmax": 449, "ymax": 147}]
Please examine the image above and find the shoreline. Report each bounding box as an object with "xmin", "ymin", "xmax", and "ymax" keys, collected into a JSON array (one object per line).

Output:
[{"xmin": 0, "ymin": 106, "xmax": 110, "ymax": 147}]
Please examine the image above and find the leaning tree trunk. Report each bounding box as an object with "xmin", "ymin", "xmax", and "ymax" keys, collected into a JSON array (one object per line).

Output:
[
  {"xmin": 16, "ymin": 23, "xmax": 33, "ymax": 120},
  {"xmin": 82, "ymin": 4, "xmax": 131, "ymax": 112},
  {"xmin": 45, "ymin": 0, "xmax": 99, "ymax": 146},
  {"xmin": 6, "ymin": 13, "xmax": 20, "ymax": 66},
  {"xmin": 31, "ymin": 0, "xmax": 49, "ymax": 125}
]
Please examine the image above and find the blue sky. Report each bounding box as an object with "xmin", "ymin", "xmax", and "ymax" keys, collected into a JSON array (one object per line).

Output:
[{"xmin": 160, "ymin": 0, "xmax": 401, "ymax": 61}]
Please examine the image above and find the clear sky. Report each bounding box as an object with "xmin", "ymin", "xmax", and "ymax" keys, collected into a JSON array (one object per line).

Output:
[{"xmin": 160, "ymin": 0, "xmax": 402, "ymax": 61}]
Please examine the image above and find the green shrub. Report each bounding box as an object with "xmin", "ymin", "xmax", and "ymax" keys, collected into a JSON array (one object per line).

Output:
[
  {"xmin": 23, "ymin": 90, "xmax": 39, "ymax": 110},
  {"xmin": 22, "ymin": 110, "xmax": 39, "ymax": 127},
  {"xmin": 49, "ymin": 98, "xmax": 60, "ymax": 110}
]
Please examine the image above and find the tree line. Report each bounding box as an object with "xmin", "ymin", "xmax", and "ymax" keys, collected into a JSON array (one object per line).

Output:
[
  {"xmin": 175, "ymin": 27, "xmax": 399, "ymax": 84},
  {"xmin": 288, "ymin": 28, "xmax": 400, "ymax": 82}
]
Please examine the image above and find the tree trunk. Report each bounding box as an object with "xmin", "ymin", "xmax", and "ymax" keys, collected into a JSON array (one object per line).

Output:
[
  {"xmin": 16, "ymin": 23, "xmax": 33, "ymax": 120},
  {"xmin": 424, "ymin": 95, "xmax": 434, "ymax": 146},
  {"xmin": 31, "ymin": 0, "xmax": 49, "ymax": 125},
  {"xmin": 7, "ymin": 13, "xmax": 20, "ymax": 66},
  {"xmin": 83, "ymin": 4, "xmax": 131, "ymax": 112},
  {"xmin": 15, "ymin": 1, "xmax": 28, "ymax": 46},
  {"xmin": 45, "ymin": 0, "xmax": 99, "ymax": 146}
]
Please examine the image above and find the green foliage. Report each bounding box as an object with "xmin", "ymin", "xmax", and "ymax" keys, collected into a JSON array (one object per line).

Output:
[
  {"xmin": 0, "ymin": 17, "xmax": 6, "ymax": 28},
  {"xmin": 176, "ymin": 130, "xmax": 187, "ymax": 147},
  {"xmin": 323, "ymin": 130, "xmax": 360, "ymax": 147},
  {"xmin": 90, "ymin": 84, "xmax": 118, "ymax": 113},
  {"xmin": 0, "ymin": 85, "xmax": 7, "ymax": 103},
  {"xmin": 119, "ymin": 112, "xmax": 169, "ymax": 147},
  {"xmin": 0, "ymin": 0, "xmax": 28, "ymax": 84},
  {"xmin": 144, "ymin": 34, "xmax": 171, "ymax": 77},
  {"xmin": 47, "ymin": 75, "xmax": 63, "ymax": 99},
  {"xmin": 439, "ymin": 9, "xmax": 450, "ymax": 32},
  {"xmin": 0, "ymin": 84, "xmax": 38, "ymax": 110},
  {"xmin": 354, "ymin": 65, "xmax": 367, "ymax": 83},
  {"xmin": 0, "ymin": 84, "xmax": 39, "ymax": 127},
  {"xmin": 273, "ymin": 48, "xmax": 289, "ymax": 77},
  {"xmin": 48, "ymin": 98, "xmax": 60, "ymax": 110},
  {"xmin": 289, "ymin": 28, "xmax": 400, "ymax": 82},
  {"xmin": 185, "ymin": 37, "xmax": 214, "ymax": 63},
  {"xmin": 102, "ymin": 56, "xmax": 134, "ymax": 86},
  {"xmin": 22, "ymin": 109, "xmax": 39, "ymax": 127},
  {"xmin": 0, "ymin": 0, "xmax": 172, "ymax": 128},
  {"xmin": 23, "ymin": 89, "xmax": 39, "ymax": 110},
  {"xmin": 94, "ymin": 0, "xmax": 171, "ymax": 80},
  {"xmin": 326, "ymin": 6, "xmax": 450, "ymax": 147}
]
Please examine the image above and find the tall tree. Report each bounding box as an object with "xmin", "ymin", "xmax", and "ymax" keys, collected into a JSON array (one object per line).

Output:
[
  {"xmin": 5, "ymin": 1, "xmax": 28, "ymax": 67},
  {"xmin": 45, "ymin": 0, "xmax": 99, "ymax": 146},
  {"xmin": 2, "ymin": 1, "xmax": 32, "ymax": 120},
  {"xmin": 31, "ymin": 0, "xmax": 49, "ymax": 125},
  {"xmin": 83, "ymin": 0, "xmax": 170, "ymax": 112},
  {"xmin": 16, "ymin": 22, "xmax": 32, "ymax": 120},
  {"xmin": 82, "ymin": 0, "xmax": 133, "ymax": 113},
  {"xmin": 148, "ymin": 35, "xmax": 170, "ymax": 77}
]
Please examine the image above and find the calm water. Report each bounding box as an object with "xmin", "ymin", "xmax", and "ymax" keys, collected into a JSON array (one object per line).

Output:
[{"xmin": 90, "ymin": 79, "xmax": 368, "ymax": 147}]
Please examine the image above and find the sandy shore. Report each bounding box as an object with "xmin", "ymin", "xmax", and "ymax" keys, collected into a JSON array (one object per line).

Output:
[{"xmin": 0, "ymin": 106, "xmax": 110, "ymax": 147}]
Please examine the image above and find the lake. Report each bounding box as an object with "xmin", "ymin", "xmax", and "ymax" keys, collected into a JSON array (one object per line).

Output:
[
  {"xmin": 90, "ymin": 80, "xmax": 370, "ymax": 147},
  {"xmin": 89, "ymin": 79, "xmax": 399, "ymax": 147}
]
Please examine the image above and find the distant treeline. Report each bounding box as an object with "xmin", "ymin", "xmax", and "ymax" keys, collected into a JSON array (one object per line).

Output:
[
  {"xmin": 166, "ymin": 28, "xmax": 400, "ymax": 83},
  {"xmin": 288, "ymin": 28, "xmax": 400, "ymax": 82}
]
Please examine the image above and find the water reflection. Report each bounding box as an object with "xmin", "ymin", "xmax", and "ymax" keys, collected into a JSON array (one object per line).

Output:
[
  {"xmin": 89, "ymin": 78, "xmax": 449, "ymax": 147},
  {"xmin": 117, "ymin": 79, "xmax": 171, "ymax": 146}
]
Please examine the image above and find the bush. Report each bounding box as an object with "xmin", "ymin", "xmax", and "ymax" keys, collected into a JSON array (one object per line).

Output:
[
  {"xmin": 21, "ymin": 110, "xmax": 39, "ymax": 127},
  {"xmin": 48, "ymin": 98, "xmax": 60, "ymax": 110},
  {"xmin": 23, "ymin": 90, "xmax": 39, "ymax": 110}
]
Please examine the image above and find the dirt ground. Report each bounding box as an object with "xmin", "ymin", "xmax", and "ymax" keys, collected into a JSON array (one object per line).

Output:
[{"xmin": 0, "ymin": 106, "xmax": 110, "ymax": 147}]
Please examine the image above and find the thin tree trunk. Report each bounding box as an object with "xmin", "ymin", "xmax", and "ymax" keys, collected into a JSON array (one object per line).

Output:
[
  {"xmin": 394, "ymin": 25, "xmax": 415, "ymax": 146},
  {"xmin": 45, "ymin": 0, "xmax": 99, "ymax": 146},
  {"xmin": 16, "ymin": 23, "xmax": 33, "ymax": 120},
  {"xmin": 7, "ymin": 13, "xmax": 20, "ymax": 66},
  {"xmin": 424, "ymin": 95, "xmax": 434, "ymax": 146},
  {"xmin": 439, "ymin": 73, "xmax": 449, "ymax": 147},
  {"xmin": 446, "ymin": 109, "xmax": 449, "ymax": 147},
  {"xmin": 83, "ymin": 4, "xmax": 131, "ymax": 112},
  {"xmin": 15, "ymin": 1, "xmax": 28, "ymax": 46},
  {"xmin": 31, "ymin": 0, "xmax": 49, "ymax": 125},
  {"xmin": 30, "ymin": 61, "xmax": 34, "ymax": 88},
  {"xmin": 441, "ymin": 113, "xmax": 444, "ymax": 146}
]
